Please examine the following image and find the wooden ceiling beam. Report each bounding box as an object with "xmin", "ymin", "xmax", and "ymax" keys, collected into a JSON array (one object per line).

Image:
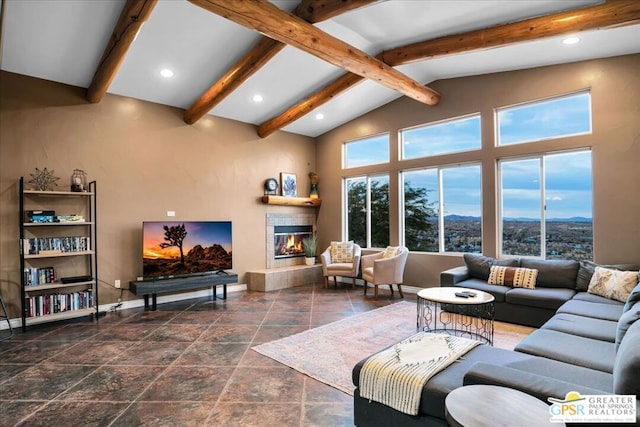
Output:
[
  {"xmin": 258, "ymin": 0, "xmax": 640, "ymax": 138},
  {"xmin": 184, "ymin": 0, "xmax": 374, "ymax": 125},
  {"xmin": 258, "ymin": 67, "xmax": 366, "ymax": 138},
  {"xmin": 188, "ymin": 0, "xmax": 442, "ymax": 110},
  {"xmin": 86, "ymin": 0, "xmax": 157, "ymax": 103},
  {"xmin": 382, "ymin": 0, "xmax": 640, "ymax": 66}
]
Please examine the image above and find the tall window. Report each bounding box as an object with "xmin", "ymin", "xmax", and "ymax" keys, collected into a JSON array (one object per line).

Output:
[
  {"xmin": 400, "ymin": 114, "xmax": 481, "ymax": 160},
  {"xmin": 497, "ymin": 91, "xmax": 591, "ymax": 146},
  {"xmin": 344, "ymin": 133, "xmax": 389, "ymax": 168},
  {"xmin": 345, "ymin": 175, "xmax": 390, "ymax": 248},
  {"xmin": 499, "ymin": 150, "xmax": 593, "ymax": 260},
  {"xmin": 402, "ymin": 164, "xmax": 482, "ymax": 253}
]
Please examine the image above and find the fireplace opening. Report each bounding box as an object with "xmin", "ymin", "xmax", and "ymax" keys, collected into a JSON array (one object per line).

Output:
[{"xmin": 274, "ymin": 225, "xmax": 313, "ymax": 259}]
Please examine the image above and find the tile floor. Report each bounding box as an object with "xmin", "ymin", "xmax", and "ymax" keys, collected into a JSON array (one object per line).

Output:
[
  {"xmin": 0, "ymin": 282, "xmax": 536, "ymax": 426},
  {"xmin": 0, "ymin": 283, "xmax": 410, "ymax": 426}
]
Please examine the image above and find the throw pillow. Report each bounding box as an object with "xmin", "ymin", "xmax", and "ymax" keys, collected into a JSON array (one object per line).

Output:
[
  {"xmin": 330, "ymin": 241, "xmax": 354, "ymax": 263},
  {"xmin": 488, "ymin": 266, "xmax": 538, "ymax": 289},
  {"xmin": 587, "ymin": 267, "xmax": 639, "ymax": 303},
  {"xmin": 382, "ymin": 246, "xmax": 400, "ymax": 259},
  {"xmin": 463, "ymin": 253, "xmax": 519, "ymax": 280},
  {"xmin": 577, "ymin": 261, "xmax": 640, "ymax": 292}
]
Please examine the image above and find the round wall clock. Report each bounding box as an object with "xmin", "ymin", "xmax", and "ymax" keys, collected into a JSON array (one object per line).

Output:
[{"xmin": 264, "ymin": 178, "xmax": 278, "ymax": 195}]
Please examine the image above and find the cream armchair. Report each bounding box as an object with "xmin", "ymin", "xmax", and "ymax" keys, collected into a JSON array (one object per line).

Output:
[
  {"xmin": 320, "ymin": 242, "xmax": 362, "ymax": 288},
  {"xmin": 361, "ymin": 246, "xmax": 409, "ymax": 297}
]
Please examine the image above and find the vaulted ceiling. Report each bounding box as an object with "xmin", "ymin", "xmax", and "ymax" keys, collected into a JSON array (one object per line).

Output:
[{"xmin": 1, "ymin": 0, "xmax": 639, "ymax": 137}]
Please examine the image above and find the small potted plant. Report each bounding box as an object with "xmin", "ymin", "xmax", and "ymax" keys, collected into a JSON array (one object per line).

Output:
[{"xmin": 302, "ymin": 234, "xmax": 317, "ymax": 266}]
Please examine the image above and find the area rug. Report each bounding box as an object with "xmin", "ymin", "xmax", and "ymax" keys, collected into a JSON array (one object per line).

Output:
[{"xmin": 252, "ymin": 300, "xmax": 533, "ymax": 395}]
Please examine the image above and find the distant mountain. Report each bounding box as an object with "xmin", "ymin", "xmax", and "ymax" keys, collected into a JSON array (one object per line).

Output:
[{"xmin": 444, "ymin": 215, "xmax": 591, "ymax": 222}]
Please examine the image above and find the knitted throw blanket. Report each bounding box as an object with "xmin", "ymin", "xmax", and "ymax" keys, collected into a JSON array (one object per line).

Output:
[{"xmin": 359, "ymin": 332, "xmax": 481, "ymax": 415}]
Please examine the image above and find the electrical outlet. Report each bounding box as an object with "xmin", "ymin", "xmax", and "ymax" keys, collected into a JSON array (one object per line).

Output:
[
  {"xmin": 115, "ymin": 279, "xmax": 121, "ymax": 288},
  {"xmin": 167, "ymin": 211, "xmax": 176, "ymax": 217}
]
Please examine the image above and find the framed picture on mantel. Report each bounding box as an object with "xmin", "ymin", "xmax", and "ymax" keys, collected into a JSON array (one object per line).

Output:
[{"xmin": 280, "ymin": 172, "xmax": 297, "ymax": 197}]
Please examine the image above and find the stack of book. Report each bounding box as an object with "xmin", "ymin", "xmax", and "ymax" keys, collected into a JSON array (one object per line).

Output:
[{"xmin": 23, "ymin": 266, "xmax": 56, "ymax": 286}]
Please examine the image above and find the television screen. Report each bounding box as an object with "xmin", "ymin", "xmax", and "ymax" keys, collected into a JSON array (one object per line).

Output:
[{"xmin": 142, "ymin": 221, "xmax": 232, "ymax": 279}]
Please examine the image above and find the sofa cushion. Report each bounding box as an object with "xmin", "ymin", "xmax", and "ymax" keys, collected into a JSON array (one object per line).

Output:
[
  {"xmin": 505, "ymin": 287, "xmax": 575, "ymax": 310},
  {"xmin": 464, "ymin": 361, "xmax": 613, "ymax": 403},
  {"xmin": 541, "ymin": 313, "xmax": 617, "ymax": 343},
  {"xmin": 613, "ymin": 320, "xmax": 640, "ymax": 396},
  {"xmin": 587, "ymin": 267, "xmax": 639, "ymax": 303},
  {"xmin": 463, "ymin": 254, "xmax": 518, "ymax": 281},
  {"xmin": 519, "ymin": 259, "xmax": 579, "ymax": 289},
  {"xmin": 571, "ymin": 292, "xmax": 622, "ymax": 305},
  {"xmin": 623, "ymin": 281, "xmax": 640, "ymax": 313},
  {"xmin": 488, "ymin": 266, "xmax": 537, "ymax": 289},
  {"xmin": 514, "ymin": 329, "xmax": 616, "ymax": 373},
  {"xmin": 615, "ymin": 302, "xmax": 640, "ymax": 350},
  {"xmin": 576, "ymin": 260, "xmax": 640, "ymax": 292},
  {"xmin": 452, "ymin": 279, "xmax": 509, "ymax": 303},
  {"xmin": 556, "ymin": 299, "xmax": 623, "ymax": 321}
]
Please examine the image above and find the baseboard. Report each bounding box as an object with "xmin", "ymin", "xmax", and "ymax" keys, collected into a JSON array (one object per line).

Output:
[
  {"xmin": 335, "ymin": 277, "xmax": 423, "ymax": 294},
  {"xmin": 0, "ymin": 283, "xmax": 247, "ymax": 331}
]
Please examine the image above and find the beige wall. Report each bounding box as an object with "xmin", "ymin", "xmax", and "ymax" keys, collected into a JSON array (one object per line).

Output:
[
  {"xmin": 0, "ymin": 72, "xmax": 317, "ymax": 316},
  {"xmin": 316, "ymin": 54, "xmax": 640, "ymax": 288}
]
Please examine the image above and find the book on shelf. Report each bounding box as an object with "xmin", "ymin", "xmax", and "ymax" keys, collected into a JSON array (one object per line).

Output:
[
  {"xmin": 25, "ymin": 290, "xmax": 93, "ymax": 317},
  {"xmin": 23, "ymin": 236, "xmax": 91, "ymax": 255},
  {"xmin": 23, "ymin": 266, "xmax": 57, "ymax": 286}
]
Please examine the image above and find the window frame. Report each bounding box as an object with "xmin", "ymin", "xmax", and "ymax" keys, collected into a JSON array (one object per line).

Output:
[
  {"xmin": 495, "ymin": 90, "xmax": 592, "ymax": 147},
  {"xmin": 399, "ymin": 113, "xmax": 482, "ymax": 161},
  {"xmin": 497, "ymin": 149, "xmax": 593, "ymax": 260},
  {"xmin": 400, "ymin": 162, "xmax": 482, "ymax": 254},
  {"xmin": 343, "ymin": 132, "xmax": 390, "ymax": 169},
  {"xmin": 343, "ymin": 173, "xmax": 390, "ymax": 249}
]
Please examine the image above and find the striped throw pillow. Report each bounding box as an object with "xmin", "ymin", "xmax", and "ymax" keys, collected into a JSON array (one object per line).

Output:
[{"xmin": 488, "ymin": 266, "xmax": 538, "ymax": 289}]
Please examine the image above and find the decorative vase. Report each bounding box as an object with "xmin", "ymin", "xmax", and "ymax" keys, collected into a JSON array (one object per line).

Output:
[
  {"xmin": 305, "ymin": 257, "xmax": 316, "ymax": 266},
  {"xmin": 309, "ymin": 172, "xmax": 319, "ymax": 199}
]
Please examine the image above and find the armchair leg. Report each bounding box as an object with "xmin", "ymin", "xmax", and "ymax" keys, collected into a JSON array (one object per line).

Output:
[
  {"xmin": 334, "ymin": 276, "xmax": 338, "ymax": 289},
  {"xmin": 323, "ymin": 276, "xmax": 328, "ymax": 288},
  {"xmin": 363, "ymin": 281, "xmax": 367, "ymax": 295},
  {"xmin": 388, "ymin": 284, "xmax": 394, "ymax": 296},
  {"xmin": 397, "ymin": 284, "xmax": 404, "ymax": 298},
  {"xmin": 374, "ymin": 285, "xmax": 378, "ymax": 298},
  {"xmin": 352, "ymin": 277, "xmax": 356, "ymax": 289}
]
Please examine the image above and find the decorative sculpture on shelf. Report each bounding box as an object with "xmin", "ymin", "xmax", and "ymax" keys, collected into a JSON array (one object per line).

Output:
[
  {"xmin": 70, "ymin": 169, "xmax": 88, "ymax": 192},
  {"xmin": 28, "ymin": 167, "xmax": 60, "ymax": 191},
  {"xmin": 309, "ymin": 172, "xmax": 319, "ymax": 199}
]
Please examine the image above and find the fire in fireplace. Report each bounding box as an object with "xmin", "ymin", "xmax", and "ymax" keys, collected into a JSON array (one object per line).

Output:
[{"xmin": 274, "ymin": 225, "xmax": 313, "ymax": 259}]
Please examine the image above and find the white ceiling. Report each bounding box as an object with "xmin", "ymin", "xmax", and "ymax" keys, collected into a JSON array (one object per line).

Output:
[{"xmin": 1, "ymin": 0, "xmax": 639, "ymax": 137}]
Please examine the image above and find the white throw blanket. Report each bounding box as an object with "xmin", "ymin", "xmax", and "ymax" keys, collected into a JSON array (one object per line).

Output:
[{"xmin": 359, "ymin": 332, "xmax": 481, "ymax": 415}]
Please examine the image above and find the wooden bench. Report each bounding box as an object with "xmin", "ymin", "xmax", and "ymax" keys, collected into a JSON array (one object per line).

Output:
[{"xmin": 130, "ymin": 272, "xmax": 238, "ymax": 311}]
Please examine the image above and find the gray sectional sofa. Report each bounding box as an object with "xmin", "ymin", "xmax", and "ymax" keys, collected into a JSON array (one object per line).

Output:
[
  {"xmin": 352, "ymin": 258, "xmax": 640, "ymax": 427},
  {"xmin": 440, "ymin": 254, "xmax": 639, "ymax": 327}
]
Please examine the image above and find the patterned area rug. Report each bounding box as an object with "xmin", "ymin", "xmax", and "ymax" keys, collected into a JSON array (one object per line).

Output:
[{"xmin": 252, "ymin": 301, "xmax": 534, "ymax": 395}]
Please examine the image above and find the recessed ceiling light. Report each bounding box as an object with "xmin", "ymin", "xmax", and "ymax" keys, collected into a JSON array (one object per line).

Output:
[
  {"xmin": 160, "ymin": 69, "xmax": 174, "ymax": 78},
  {"xmin": 315, "ymin": 113, "xmax": 325, "ymax": 120},
  {"xmin": 252, "ymin": 94, "xmax": 263, "ymax": 103},
  {"xmin": 562, "ymin": 36, "xmax": 580, "ymax": 45}
]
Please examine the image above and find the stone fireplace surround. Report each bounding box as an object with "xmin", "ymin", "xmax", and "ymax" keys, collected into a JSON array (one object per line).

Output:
[{"xmin": 266, "ymin": 213, "xmax": 316, "ymax": 268}]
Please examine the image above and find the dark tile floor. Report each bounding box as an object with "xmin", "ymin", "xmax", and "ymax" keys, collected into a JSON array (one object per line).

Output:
[{"xmin": 0, "ymin": 282, "xmax": 407, "ymax": 426}]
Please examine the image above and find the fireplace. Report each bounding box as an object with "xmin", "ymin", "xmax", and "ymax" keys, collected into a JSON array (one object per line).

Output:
[
  {"xmin": 274, "ymin": 225, "xmax": 313, "ymax": 259},
  {"xmin": 266, "ymin": 213, "xmax": 316, "ymax": 269}
]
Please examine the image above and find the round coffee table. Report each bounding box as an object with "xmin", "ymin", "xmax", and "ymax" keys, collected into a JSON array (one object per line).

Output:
[
  {"xmin": 445, "ymin": 385, "xmax": 565, "ymax": 427},
  {"xmin": 417, "ymin": 287, "xmax": 494, "ymax": 345}
]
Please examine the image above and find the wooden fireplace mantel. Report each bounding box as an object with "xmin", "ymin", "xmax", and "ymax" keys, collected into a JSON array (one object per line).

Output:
[{"xmin": 261, "ymin": 195, "xmax": 321, "ymax": 207}]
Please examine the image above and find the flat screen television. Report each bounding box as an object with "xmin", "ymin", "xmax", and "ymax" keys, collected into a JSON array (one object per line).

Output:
[{"xmin": 142, "ymin": 221, "xmax": 232, "ymax": 279}]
